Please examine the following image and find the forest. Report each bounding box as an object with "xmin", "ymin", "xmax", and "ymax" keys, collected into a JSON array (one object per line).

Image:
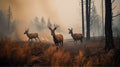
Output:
[{"xmin": 0, "ymin": 0, "xmax": 120, "ymax": 66}]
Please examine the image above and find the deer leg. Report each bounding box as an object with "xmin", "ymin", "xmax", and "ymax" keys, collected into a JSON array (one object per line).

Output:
[
  {"xmin": 56, "ymin": 43, "xmax": 60, "ymax": 48},
  {"xmin": 28, "ymin": 39, "xmax": 30, "ymax": 42},
  {"xmin": 35, "ymin": 38, "xmax": 37, "ymax": 41},
  {"xmin": 80, "ymin": 39, "xmax": 83, "ymax": 43},
  {"xmin": 59, "ymin": 43, "xmax": 61, "ymax": 47},
  {"xmin": 60, "ymin": 43, "xmax": 62, "ymax": 47},
  {"xmin": 37, "ymin": 37, "xmax": 41, "ymax": 42},
  {"xmin": 74, "ymin": 40, "xmax": 77, "ymax": 44},
  {"xmin": 74, "ymin": 40, "xmax": 75, "ymax": 44},
  {"xmin": 55, "ymin": 43, "xmax": 57, "ymax": 46},
  {"xmin": 58, "ymin": 43, "xmax": 60, "ymax": 47},
  {"xmin": 30, "ymin": 39, "xmax": 32, "ymax": 42},
  {"xmin": 59, "ymin": 43, "xmax": 61, "ymax": 48},
  {"xmin": 31, "ymin": 39, "xmax": 34, "ymax": 42},
  {"xmin": 76, "ymin": 40, "xmax": 78, "ymax": 44},
  {"xmin": 61, "ymin": 41, "xmax": 63, "ymax": 46},
  {"xmin": 55, "ymin": 43, "xmax": 59, "ymax": 49}
]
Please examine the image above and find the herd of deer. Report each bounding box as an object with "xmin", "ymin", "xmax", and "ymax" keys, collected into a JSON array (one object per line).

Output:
[{"xmin": 24, "ymin": 25, "xmax": 83, "ymax": 47}]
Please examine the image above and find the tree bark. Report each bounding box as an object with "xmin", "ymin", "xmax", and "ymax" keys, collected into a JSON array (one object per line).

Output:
[
  {"xmin": 81, "ymin": 0, "xmax": 85, "ymax": 37},
  {"xmin": 101, "ymin": 0, "xmax": 105, "ymax": 36},
  {"xmin": 88, "ymin": 0, "xmax": 91, "ymax": 37},
  {"xmin": 105, "ymin": 0, "xmax": 114, "ymax": 51},
  {"xmin": 86, "ymin": 0, "xmax": 90, "ymax": 40},
  {"xmin": 8, "ymin": 6, "xmax": 11, "ymax": 31}
]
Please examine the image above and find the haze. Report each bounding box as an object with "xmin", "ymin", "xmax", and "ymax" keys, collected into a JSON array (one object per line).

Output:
[{"xmin": 0, "ymin": 0, "xmax": 120, "ymax": 41}]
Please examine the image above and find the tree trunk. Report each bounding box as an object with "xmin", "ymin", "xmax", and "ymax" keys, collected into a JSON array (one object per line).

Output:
[
  {"xmin": 105, "ymin": 0, "xmax": 114, "ymax": 51},
  {"xmin": 86, "ymin": 0, "xmax": 90, "ymax": 40},
  {"xmin": 88, "ymin": 0, "xmax": 91, "ymax": 37},
  {"xmin": 81, "ymin": 0, "xmax": 85, "ymax": 37},
  {"xmin": 8, "ymin": 6, "xmax": 11, "ymax": 31},
  {"xmin": 101, "ymin": 0, "xmax": 104, "ymax": 36}
]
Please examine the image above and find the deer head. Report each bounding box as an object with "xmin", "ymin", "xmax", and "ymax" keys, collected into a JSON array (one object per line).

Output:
[
  {"xmin": 24, "ymin": 29, "xmax": 29, "ymax": 34},
  {"xmin": 48, "ymin": 24, "xmax": 59, "ymax": 36},
  {"xmin": 68, "ymin": 28, "xmax": 73, "ymax": 34}
]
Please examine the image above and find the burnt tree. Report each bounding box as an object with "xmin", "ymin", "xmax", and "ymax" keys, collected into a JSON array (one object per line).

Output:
[
  {"xmin": 86, "ymin": 0, "xmax": 91, "ymax": 40},
  {"xmin": 105, "ymin": 0, "xmax": 115, "ymax": 51},
  {"xmin": 81, "ymin": 0, "xmax": 85, "ymax": 37}
]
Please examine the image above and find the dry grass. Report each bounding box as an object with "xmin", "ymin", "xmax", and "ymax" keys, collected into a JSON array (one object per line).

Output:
[
  {"xmin": 51, "ymin": 48, "xmax": 71, "ymax": 66},
  {"xmin": 73, "ymin": 51, "xmax": 86, "ymax": 66},
  {"xmin": 0, "ymin": 37, "xmax": 120, "ymax": 66},
  {"xmin": 0, "ymin": 37, "xmax": 32, "ymax": 66}
]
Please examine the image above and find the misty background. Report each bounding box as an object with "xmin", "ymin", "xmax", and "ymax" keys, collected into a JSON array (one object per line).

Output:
[{"xmin": 0, "ymin": 0, "xmax": 120, "ymax": 42}]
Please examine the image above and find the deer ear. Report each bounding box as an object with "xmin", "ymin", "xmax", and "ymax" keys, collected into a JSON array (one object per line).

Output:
[
  {"xmin": 68, "ymin": 28, "xmax": 70, "ymax": 30},
  {"xmin": 25, "ymin": 27, "xmax": 26, "ymax": 30},
  {"xmin": 53, "ymin": 24, "xmax": 59, "ymax": 30},
  {"xmin": 27, "ymin": 28, "xmax": 29, "ymax": 31},
  {"xmin": 48, "ymin": 26, "xmax": 52, "ymax": 30},
  {"xmin": 54, "ymin": 24, "xmax": 56, "ymax": 27}
]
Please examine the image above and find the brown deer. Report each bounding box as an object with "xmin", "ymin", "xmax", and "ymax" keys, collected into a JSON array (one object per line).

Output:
[
  {"xmin": 24, "ymin": 29, "xmax": 40, "ymax": 42},
  {"xmin": 68, "ymin": 28, "xmax": 83, "ymax": 43},
  {"xmin": 48, "ymin": 24, "xmax": 63, "ymax": 47}
]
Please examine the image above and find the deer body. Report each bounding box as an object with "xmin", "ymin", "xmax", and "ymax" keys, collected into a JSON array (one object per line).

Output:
[
  {"xmin": 24, "ymin": 29, "xmax": 40, "ymax": 41},
  {"xmin": 48, "ymin": 24, "xmax": 63, "ymax": 47},
  {"xmin": 53, "ymin": 34, "xmax": 63, "ymax": 45},
  {"xmin": 68, "ymin": 28, "xmax": 83, "ymax": 43}
]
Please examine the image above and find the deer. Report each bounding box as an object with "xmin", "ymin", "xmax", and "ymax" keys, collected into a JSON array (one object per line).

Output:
[
  {"xmin": 24, "ymin": 29, "xmax": 40, "ymax": 42},
  {"xmin": 48, "ymin": 24, "xmax": 63, "ymax": 47},
  {"xmin": 68, "ymin": 28, "xmax": 83, "ymax": 43}
]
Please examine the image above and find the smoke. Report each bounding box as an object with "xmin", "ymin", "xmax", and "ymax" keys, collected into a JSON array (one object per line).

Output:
[
  {"xmin": 27, "ymin": 17, "xmax": 62, "ymax": 42},
  {"xmin": 112, "ymin": 11, "xmax": 120, "ymax": 37},
  {"xmin": 0, "ymin": 8, "xmax": 62, "ymax": 42},
  {"xmin": 8, "ymin": 0, "xmax": 62, "ymax": 41},
  {"xmin": 1, "ymin": 0, "xmax": 119, "ymax": 41},
  {"xmin": 0, "ymin": 10, "xmax": 21, "ymax": 40},
  {"xmin": 90, "ymin": 3, "xmax": 102, "ymax": 37}
]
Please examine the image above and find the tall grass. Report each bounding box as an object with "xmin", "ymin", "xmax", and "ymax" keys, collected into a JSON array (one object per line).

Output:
[
  {"xmin": 0, "ymin": 37, "xmax": 120, "ymax": 66},
  {"xmin": 0, "ymin": 37, "xmax": 32, "ymax": 66},
  {"xmin": 51, "ymin": 48, "xmax": 71, "ymax": 66}
]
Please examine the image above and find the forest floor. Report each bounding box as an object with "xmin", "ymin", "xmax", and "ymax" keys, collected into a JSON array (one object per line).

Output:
[{"xmin": 0, "ymin": 37, "xmax": 120, "ymax": 66}]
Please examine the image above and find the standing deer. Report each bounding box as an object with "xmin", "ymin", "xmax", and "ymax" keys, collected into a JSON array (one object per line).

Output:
[
  {"xmin": 68, "ymin": 28, "xmax": 83, "ymax": 43},
  {"xmin": 48, "ymin": 24, "xmax": 63, "ymax": 47},
  {"xmin": 24, "ymin": 29, "xmax": 40, "ymax": 42}
]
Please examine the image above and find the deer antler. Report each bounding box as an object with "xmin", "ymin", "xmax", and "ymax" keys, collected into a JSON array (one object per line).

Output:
[
  {"xmin": 54, "ymin": 24, "xmax": 59, "ymax": 30},
  {"xmin": 25, "ymin": 26, "xmax": 29, "ymax": 31},
  {"xmin": 68, "ymin": 28, "xmax": 71, "ymax": 31},
  {"xmin": 27, "ymin": 28, "xmax": 29, "ymax": 31},
  {"xmin": 48, "ymin": 25, "xmax": 52, "ymax": 30},
  {"xmin": 25, "ymin": 27, "xmax": 27, "ymax": 31},
  {"xmin": 68, "ymin": 28, "xmax": 73, "ymax": 30}
]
